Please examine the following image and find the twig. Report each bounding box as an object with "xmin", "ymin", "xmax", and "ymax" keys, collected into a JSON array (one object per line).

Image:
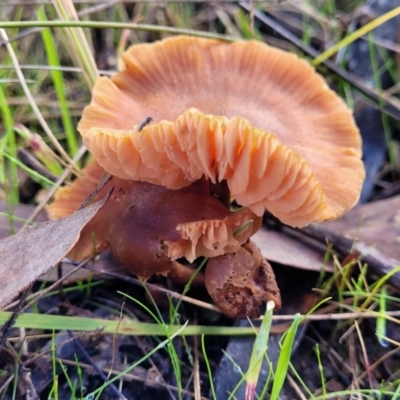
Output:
[
  {"xmin": 83, "ymin": 263, "xmax": 221, "ymax": 312},
  {"xmin": 5, "ymin": 341, "xmax": 39, "ymax": 400},
  {"xmin": 22, "ymin": 257, "xmax": 95, "ymax": 313},
  {"xmin": 0, "ymin": 285, "xmax": 32, "ymax": 354},
  {"xmin": 0, "ymin": 374, "xmax": 15, "ymax": 396},
  {"xmin": 23, "ymin": 329, "xmax": 103, "ymax": 368},
  {"xmin": 17, "ymin": 149, "xmax": 58, "ymax": 182},
  {"xmin": 286, "ymin": 374, "xmax": 307, "ymax": 400},
  {"xmin": 193, "ymin": 329, "xmax": 201, "ymax": 400}
]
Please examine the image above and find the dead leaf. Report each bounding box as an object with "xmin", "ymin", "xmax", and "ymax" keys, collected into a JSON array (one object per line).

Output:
[
  {"xmin": 0, "ymin": 195, "xmax": 109, "ymax": 310},
  {"xmin": 322, "ymin": 195, "xmax": 400, "ymax": 262},
  {"xmin": 252, "ymin": 226, "xmax": 334, "ymax": 272},
  {"xmin": 0, "ymin": 200, "xmax": 122, "ymax": 284}
]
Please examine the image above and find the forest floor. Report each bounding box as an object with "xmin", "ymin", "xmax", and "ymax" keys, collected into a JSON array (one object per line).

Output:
[{"xmin": 1, "ymin": 1, "xmax": 400, "ymax": 399}]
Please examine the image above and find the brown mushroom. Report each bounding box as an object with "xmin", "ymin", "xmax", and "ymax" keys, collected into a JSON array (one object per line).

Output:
[
  {"xmin": 48, "ymin": 160, "xmax": 261, "ymax": 279},
  {"xmin": 205, "ymin": 240, "xmax": 281, "ymax": 318}
]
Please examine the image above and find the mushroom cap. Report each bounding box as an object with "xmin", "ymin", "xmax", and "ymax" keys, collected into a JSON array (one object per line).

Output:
[
  {"xmin": 47, "ymin": 161, "xmax": 260, "ymax": 278},
  {"xmin": 78, "ymin": 36, "xmax": 364, "ymax": 228}
]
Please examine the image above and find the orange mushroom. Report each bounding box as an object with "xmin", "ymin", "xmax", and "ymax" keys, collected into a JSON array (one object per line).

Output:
[
  {"xmin": 79, "ymin": 36, "xmax": 364, "ymax": 228},
  {"xmin": 48, "ymin": 36, "xmax": 364, "ymax": 317}
]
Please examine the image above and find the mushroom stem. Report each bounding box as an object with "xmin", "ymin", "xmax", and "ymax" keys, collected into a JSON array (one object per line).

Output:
[{"xmin": 167, "ymin": 261, "xmax": 205, "ymax": 286}]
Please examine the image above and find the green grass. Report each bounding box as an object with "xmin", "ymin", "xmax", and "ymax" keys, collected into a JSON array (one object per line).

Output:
[
  {"xmin": 270, "ymin": 314, "xmax": 302, "ymax": 400},
  {"xmin": 37, "ymin": 6, "xmax": 78, "ymax": 157},
  {"xmin": 0, "ymin": 310, "xmax": 267, "ymax": 337},
  {"xmin": 0, "ymin": 86, "xmax": 18, "ymax": 234},
  {"xmin": 311, "ymin": 5, "xmax": 400, "ymax": 66}
]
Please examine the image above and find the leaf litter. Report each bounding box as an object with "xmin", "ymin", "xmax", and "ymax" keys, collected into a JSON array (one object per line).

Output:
[{"xmin": 0, "ymin": 193, "xmax": 110, "ymax": 310}]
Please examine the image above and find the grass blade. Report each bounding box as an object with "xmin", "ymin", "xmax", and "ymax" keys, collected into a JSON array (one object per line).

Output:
[
  {"xmin": 1, "ymin": 20, "xmax": 237, "ymax": 42},
  {"xmin": 377, "ymin": 285, "xmax": 388, "ymax": 347},
  {"xmin": 37, "ymin": 6, "xmax": 78, "ymax": 156},
  {"xmin": 202, "ymin": 334, "xmax": 217, "ymax": 400},
  {"xmin": 245, "ymin": 300, "xmax": 275, "ymax": 400},
  {"xmin": 0, "ymin": 28, "xmax": 78, "ymax": 173},
  {"xmin": 312, "ymin": 6, "xmax": 400, "ymax": 66},
  {"xmin": 270, "ymin": 313, "xmax": 301, "ymax": 400},
  {"xmin": 52, "ymin": 0, "xmax": 99, "ymax": 88},
  {"xmin": 0, "ymin": 311, "xmax": 262, "ymax": 336}
]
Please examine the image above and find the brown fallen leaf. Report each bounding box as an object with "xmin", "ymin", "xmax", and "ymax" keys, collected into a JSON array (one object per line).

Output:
[
  {"xmin": 321, "ymin": 195, "xmax": 400, "ymax": 261},
  {"xmin": 0, "ymin": 195, "xmax": 109, "ymax": 310},
  {"xmin": 252, "ymin": 226, "xmax": 334, "ymax": 273},
  {"xmin": 301, "ymin": 223, "xmax": 400, "ymax": 289},
  {"xmin": 311, "ymin": 195, "xmax": 400, "ymax": 287},
  {"xmin": 1, "ymin": 200, "xmax": 120, "ymax": 284}
]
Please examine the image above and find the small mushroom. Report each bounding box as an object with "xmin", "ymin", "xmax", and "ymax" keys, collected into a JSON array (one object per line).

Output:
[
  {"xmin": 48, "ymin": 161, "xmax": 261, "ymax": 279},
  {"xmin": 205, "ymin": 240, "xmax": 281, "ymax": 318}
]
